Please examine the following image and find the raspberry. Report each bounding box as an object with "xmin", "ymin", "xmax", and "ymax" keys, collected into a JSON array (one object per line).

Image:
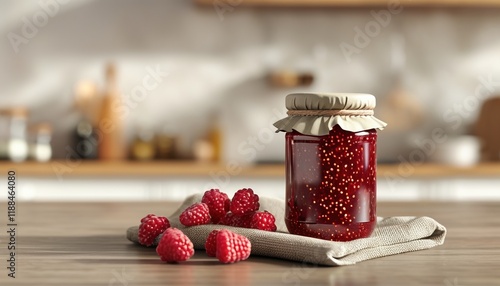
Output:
[
  {"xmin": 138, "ymin": 214, "xmax": 170, "ymax": 246},
  {"xmin": 156, "ymin": 228, "xmax": 194, "ymax": 263},
  {"xmin": 140, "ymin": 214, "xmax": 156, "ymax": 223},
  {"xmin": 205, "ymin": 229, "xmax": 220, "ymax": 257},
  {"xmin": 250, "ymin": 211, "xmax": 277, "ymax": 232},
  {"xmin": 201, "ymin": 189, "xmax": 230, "ymax": 223},
  {"xmin": 230, "ymin": 188, "xmax": 260, "ymax": 215},
  {"xmin": 216, "ymin": 229, "xmax": 251, "ymax": 264},
  {"xmin": 220, "ymin": 212, "xmax": 253, "ymax": 228},
  {"xmin": 180, "ymin": 202, "xmax": 211, "ymax": 226}
]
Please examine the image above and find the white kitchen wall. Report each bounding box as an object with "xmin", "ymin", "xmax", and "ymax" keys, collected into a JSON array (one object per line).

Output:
[{"xmin": 2, "ymin": 1, "xmax": 500, "ymax": 163}]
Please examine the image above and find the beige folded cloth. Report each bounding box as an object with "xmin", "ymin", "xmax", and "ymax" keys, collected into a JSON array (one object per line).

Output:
[{"xmin": 127, "ymin": 194, "xmax": 446, "ymax": 266}]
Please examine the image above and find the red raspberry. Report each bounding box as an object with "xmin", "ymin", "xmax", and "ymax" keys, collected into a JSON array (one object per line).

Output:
[
  {"xmin": 216, "ymin": 229, "xmax": 251, "ymax": 263},
  {"xmin": 138, "ymin": 214, "xmax": 170, "ymax": 246},
  {"xmin": 220, "ymin": 212, "xmax": 253, "ymax": 228},
  {"xmin": 156, "ymin": 228, "xmax": 194, "ymax": 263},
  {"xmin": 205, "ymin": 229, "xmax": 220, "ymax": 257},
  {"xmin": 250, "ymin": 211, "xmax": 277, "ymax": 231},
  {"xmin": 140, "ymin": 214, "xmax": 156, "ymax": 223},
  {"xmin": 180, "ymin": 202, "xmax": 211, "ymax": 226},
  {"xmin": 230, "ymin": 188, "xmax": 260, "ymax": 215},
  {"xmin": 201, "ymin": 189, "xmax": 230, "ymax": 223}
]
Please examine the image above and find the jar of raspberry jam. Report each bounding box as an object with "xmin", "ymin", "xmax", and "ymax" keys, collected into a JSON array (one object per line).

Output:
[{"xmin": 274, "ymin": 93, "xmax": 386, "ymax": 241}]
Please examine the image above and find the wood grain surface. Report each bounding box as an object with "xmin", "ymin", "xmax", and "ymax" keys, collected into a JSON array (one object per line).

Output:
[
  {"xmin": 0, "ymin": 201, "xmax": 499, "ymax": 285},
  {"xmin": 3, "ymin": 161, "xmax": 500, "ymax": 178},
  {"xmin": 196, "ymin": 0, "xmax": 500, "ymax": 8}
]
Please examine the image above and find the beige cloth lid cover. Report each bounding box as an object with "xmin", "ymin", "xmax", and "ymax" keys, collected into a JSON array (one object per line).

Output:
[{"xmin": 273, "ymin": 93, "xmax": 387, "ymax": 135}]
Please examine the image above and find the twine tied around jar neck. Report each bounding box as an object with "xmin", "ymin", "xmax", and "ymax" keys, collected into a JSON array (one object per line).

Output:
[{"xmin": 286, "ymin": 109, "xmax": 374, "ymax": 116}]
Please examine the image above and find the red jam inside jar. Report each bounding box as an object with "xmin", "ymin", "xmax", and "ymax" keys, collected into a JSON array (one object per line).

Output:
[{"xmin": 285, "ymin": 125, "xmax": 377, "ymax": 241}]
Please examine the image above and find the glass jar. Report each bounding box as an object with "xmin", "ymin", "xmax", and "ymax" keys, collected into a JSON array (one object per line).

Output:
[
  {"xmin": 274, "ymin": 93, "xmax": 386, "ymax": 241},
  {"xmin": 8, "ymin": 108, "xmax": 29, "ymax": 162},
  {"xmin": 29, "ymin": 123, "xmax": 53, "ymax": 162}
]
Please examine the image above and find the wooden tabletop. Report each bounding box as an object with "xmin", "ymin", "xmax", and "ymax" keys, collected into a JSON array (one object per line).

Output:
[
  {"xmin": 196, "ymin": 0, "xmax": 500, "ymax": 8},
  {"xmin": 1, "ymin": 201, "xmax": 499, "ymax": 285}
]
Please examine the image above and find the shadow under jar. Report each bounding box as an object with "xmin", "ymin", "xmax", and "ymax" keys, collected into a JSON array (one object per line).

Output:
[{"xmin": 274, "ymin": 93, "xmax": 387, "ymax": 241}]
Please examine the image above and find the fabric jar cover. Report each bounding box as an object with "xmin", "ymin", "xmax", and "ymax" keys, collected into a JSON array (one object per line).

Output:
[{"xmin": 273, "ymin": 93, "xmax": 387, "ymax": 135}]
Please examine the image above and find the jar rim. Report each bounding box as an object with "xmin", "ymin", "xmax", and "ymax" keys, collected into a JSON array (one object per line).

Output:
[{"xmin": 286, "ymin": 93, "xmax": 376, "ymax": 111}]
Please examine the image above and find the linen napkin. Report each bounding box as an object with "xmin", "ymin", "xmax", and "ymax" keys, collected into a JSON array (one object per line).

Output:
[{"xmin": 127, "ymin": 194, "xmax": 446, "ymax": 266}]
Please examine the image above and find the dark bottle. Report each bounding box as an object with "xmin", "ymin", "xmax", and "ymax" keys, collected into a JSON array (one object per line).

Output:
[{"xmin": 73, "ymin": 119, "xmax": 99, "ymax": 159}]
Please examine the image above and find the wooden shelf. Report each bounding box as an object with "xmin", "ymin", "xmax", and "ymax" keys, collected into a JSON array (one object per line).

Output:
[
  {"xmin": 0, "ymin": 161, "xmax": 283, "ymax": 178},
  {"xmin": 1, "ymin": 161, "xmax": 500, "ymax": 178},
  {"xmin": 197, "ymin": 0, "xmax": 500, "ymax": 7}
]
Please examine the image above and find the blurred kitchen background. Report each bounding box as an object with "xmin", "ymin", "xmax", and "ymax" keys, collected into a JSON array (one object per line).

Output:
[{"xmin": 1, "ymin": 0, "xmax": 500, "ymax": 202}]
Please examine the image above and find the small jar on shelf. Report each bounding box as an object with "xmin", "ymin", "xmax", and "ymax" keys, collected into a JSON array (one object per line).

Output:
[
  {"xmin": 7, "ymin": 108, "xmax": 29, "ymax": 162},
  {"xmin": 29, "ymin": 123, "xmax": 53, "ymax": 162}
]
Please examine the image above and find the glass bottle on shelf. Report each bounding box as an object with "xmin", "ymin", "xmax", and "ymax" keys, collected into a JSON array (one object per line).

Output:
[
  {"xmin": 29, "ymin": 123, "xmax": 53, "ymax": 162},
  {"xmin": 274, "ymin": 93, "xmax": 387, "ymax": 241},
  {"xmin": 131, "ymin": 129, "xmax": 156, "ymax": 161},
  {"xmin": 8, "ymin": 108, "xmax": 29, "ymax": 162},
  {"xmin": 0, "ymin": 110, "xmax": 10, "ymax": 160},
  {"xmin": 73, "ymin": 120, "xmax": 99, "ymax": 159},
  {"xmin": 156, "ymin": 133, "xmax": 177, "ymax": 160},
  {"xmin": 73, "ymin": 80, "xmax": 100, "ymax": 159},
  {"xmin": 207, "ymin": 113, "xmax": 222, "ymax": 163},
  {"xmin": 98, "ymin": 63, "xmax": 126, "ymax": 160}
]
